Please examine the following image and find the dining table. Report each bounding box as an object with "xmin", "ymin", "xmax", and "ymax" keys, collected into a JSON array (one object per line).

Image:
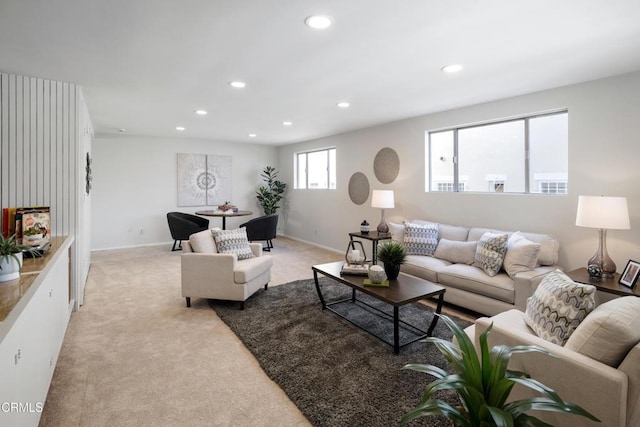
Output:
[{"xmin": 195, "ymin": 210, "xmax": 252, "ymax": 230}]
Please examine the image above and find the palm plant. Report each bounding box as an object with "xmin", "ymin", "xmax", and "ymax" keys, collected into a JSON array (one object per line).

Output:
[
  {"xmin": 256, "ymin": 166, "xmax": 287, "ymax": 215},
  {"xmin": 401, "ymin": 315, "xmax": 600, "ymax": 426}
]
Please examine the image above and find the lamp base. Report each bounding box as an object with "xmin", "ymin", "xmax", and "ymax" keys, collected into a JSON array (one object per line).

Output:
[
  {"xmin": 587, "ymin": 229, "xmax": 616, "ymax": 279},
  {"xmin": 377, "ymin": 209, "xmax": 389, "ymax": 234}
]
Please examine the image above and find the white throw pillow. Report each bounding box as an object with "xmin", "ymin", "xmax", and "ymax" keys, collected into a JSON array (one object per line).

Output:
[
  {"xmin": 388, "ymin": 221, "xmax": 405, "ymax": 243},
  {"xmin": 565, "ymin": 296, "xmax": 640, "ymax": 367},
  {"xmin": 433, "ymin": 239, "xmax": 477, "ymax": 265},
  {"xmin": 403, "ymin": 222, "xmax": 439, "ymax": 256},
  {"xmin": 473, "ymin": 232, "xmax": 508, "ymax": 277},
  {"xmin": 524, "ymin": 269, "xmax": 596, "ymax": 346},
  {"xmin": 189, "ymin": 228, "xmax": 219, "ymax": 253},
  {"xmin": 211, "ymin": 228, "xmax": 254, "ymax": 260},
  {"xmin": 503, "ymin": 232, "xmax": 541, "ymax": 278}
]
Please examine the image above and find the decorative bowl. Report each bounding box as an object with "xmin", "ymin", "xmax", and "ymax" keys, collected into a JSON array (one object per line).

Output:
[{"xmin": 368, "ymin": 265, "xmax": 386, "ymax": 284}]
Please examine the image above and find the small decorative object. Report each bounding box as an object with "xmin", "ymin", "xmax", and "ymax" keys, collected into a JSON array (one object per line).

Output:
[
  {"xmin": 371, "ymin": 189, "xmax": 394, "ymax": 234},
  {"xmin": 341, "ymin": 241, "xmax": 369, "ymax": 275},
  {"xmin": 0, "ymin": 234, "xmax": 38, "ymax": 282},
  {"xmin": 85, "ymin": 152, "xmax": 92, "ymax": 195},
  {"xmin": 620, "ymin": 259, "xmax": 640, "ymax": 289},
  {"xmin": 368, "ymin": 265, "xmax": 386, "ymax": 283},
  {"xmin": 376, "ymin": 240, "xmax": 406, "ymax": 280},
  {"xmin": 576, "ymin": 195, "xmax": 630, "ymax": 278},
  {"xmin": 401, "ymin": 315, "xmax": 600, "ymax": 426},
  {"xmin": 587, "ymin": 263, "xmax": 603, "ymax": 280},
  {"xmin": 360, "ymin": 220, "xmax": 370, "ymax": 234},
  {"xmin": 217, "ymin": 201, "xmax": 237, "ymax": 212}
]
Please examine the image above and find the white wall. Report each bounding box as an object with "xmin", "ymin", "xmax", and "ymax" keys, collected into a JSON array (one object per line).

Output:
[
  {"xmin": 278, "ymin": 71, "xmax": 640, "ymax": 272},
  {"xmin": 91, "ymin": 136, "xmax": 278, "ymax": 250}
]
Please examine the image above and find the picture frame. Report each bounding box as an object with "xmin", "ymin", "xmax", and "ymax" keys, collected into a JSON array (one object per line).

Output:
[{"xmin": 619, "ymin": 260, "xmax": 640, "ymax": 289}]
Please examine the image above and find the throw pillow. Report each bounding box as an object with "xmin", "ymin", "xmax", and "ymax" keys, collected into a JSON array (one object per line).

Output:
[
  {"xmin": 473, "ymin": 232, "xmax": 508, "ymax": 277},
  {"xmin": 565, "ymin": 296, "xmax": 640, "ymax": 367},
  {"xmin": 523, "ymin": 269, "xmax": 596, "ymax": 346},
  {"xmin": 503, "ymin": 232, "xmax": 542, "ymax": 278},
  {"xmin": 211, "ymin": 228, "xmax": 254, "ymax": 260},
  {"xmin": 403, "ymin": 221, "xmax": 439, "ymax": 256},
  {"xmin": 433, "ymin": 239, "xmax": 477, "ymax": 265},
  {"xmin": 189, "ymin": 228, "xmax": 220, "ymax": 253}
]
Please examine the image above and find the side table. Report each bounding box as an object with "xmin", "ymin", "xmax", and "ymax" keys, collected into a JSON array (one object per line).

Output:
[
  {"xmin": 565, "ymin": 267, "xmax": 640, "ymax": 297},
  {"xmin": 349, "ymin": 231, "xmax": 391, "ymax": 265}
]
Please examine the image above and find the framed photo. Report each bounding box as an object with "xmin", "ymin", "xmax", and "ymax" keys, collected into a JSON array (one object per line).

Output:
[{"xmin": 619, "ymin": 260, "xmax": 640, "ymax": 289}]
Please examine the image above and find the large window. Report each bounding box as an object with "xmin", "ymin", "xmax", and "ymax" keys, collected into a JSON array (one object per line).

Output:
[
  {"xmin": 425, "ymin": 111, "xmax": 567, "ymax": 194},
  {"xmin": 294, "ymin": 148, "xmax": 336, "ymax": 189}
]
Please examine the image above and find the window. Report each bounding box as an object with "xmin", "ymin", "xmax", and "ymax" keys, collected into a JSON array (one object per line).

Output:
[
  {"xmin": 425, "ymin": 111, "xmax": 568, "ymax": 194},
  {"xmin": 294, "ymin": 148, "xmax": 336, "ymax": 189}
]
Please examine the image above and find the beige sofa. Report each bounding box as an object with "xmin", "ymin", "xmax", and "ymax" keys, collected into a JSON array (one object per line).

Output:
[
  {"xmin": 389, "ymin": 221, "xmax": 560, "ymax": 316},
  {"xmin": 469, "ymin": 298, "xmax": 640, "ymax": 427}
]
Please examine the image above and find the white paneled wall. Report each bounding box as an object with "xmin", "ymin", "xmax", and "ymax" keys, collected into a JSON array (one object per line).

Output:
[{"xmin": 0, "ymin": 72, "xmax": 92, "ymax": 309}]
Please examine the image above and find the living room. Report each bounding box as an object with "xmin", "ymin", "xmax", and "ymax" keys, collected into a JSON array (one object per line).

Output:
[{"xmin": 2, "ymin": 1, "xmax": 640, "ymax": 426}]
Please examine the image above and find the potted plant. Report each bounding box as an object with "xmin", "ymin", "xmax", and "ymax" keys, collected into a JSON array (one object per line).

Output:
[
  {"xmin": 401, "ymin": 315, "xmax": 600, "ymax": 426},
  {"xmin": 0, "ymin": 234, "xmax": 36, "ymax": 282},
  {"xmin": 377, "ymin": 241, "xmax": 407, "ymax": 280},
  {"xmin": 256, "ymin": 166, "xmax": 287, "ymax": 215}
]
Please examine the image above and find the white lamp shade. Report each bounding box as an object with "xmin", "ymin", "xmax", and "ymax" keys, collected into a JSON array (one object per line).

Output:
[
  {"xmin": 371, "ymin": 190, "xmax": 394, "ymax": 209},
  {"xmin": 576, "ymin": 195, "xmax": 630, "ymax": 229}
]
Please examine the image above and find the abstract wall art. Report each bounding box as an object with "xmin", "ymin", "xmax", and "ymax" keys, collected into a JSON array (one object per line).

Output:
[{"xmin": 177, "ymin": 153, "xmax": 232, "ymax": 206}]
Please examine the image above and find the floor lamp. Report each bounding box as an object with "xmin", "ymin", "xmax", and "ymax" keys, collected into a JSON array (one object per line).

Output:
[
  {"xmin": 371, "ymin": 190, "xmax": 394, "ymax": 234},
  {"xmin": 576, "ymin": 195, "xmax": 630, "ymax": 278}
]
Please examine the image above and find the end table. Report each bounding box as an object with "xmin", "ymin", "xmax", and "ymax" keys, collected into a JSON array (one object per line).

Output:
[
  {"xmin": 565, "ymin": 267, "xmax": 639, "ymax": 297},
  {"xmin": 349, "ymin": 231, "xmax": 391, "ymax": 265}
]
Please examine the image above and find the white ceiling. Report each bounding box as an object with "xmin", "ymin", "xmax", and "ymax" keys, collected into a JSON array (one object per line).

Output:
[{"xmin": 1, "ymin": 0, "xmax": 639, "ymax": 145}]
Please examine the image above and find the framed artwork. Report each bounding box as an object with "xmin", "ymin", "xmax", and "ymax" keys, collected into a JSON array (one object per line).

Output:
[
  {"xmin": 177, "ymin": 154, "xmax": 232, "ymax": 207},
  {"xmin": 619, "ymin": 260, "xmax": 640, "ymax": 289}
]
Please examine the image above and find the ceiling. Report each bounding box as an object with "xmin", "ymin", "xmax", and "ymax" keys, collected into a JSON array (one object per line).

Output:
[{"xmin": 1, "ymin": 0, "xmax": 639, "ymax": 145}]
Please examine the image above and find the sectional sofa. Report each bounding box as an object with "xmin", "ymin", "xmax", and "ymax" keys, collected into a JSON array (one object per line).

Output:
[{"xmin": 389, "ymin": 220, "xmax": 560, "ymax": 316}]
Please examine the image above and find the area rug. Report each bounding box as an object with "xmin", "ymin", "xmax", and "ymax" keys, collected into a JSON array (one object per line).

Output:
[{"xmin": 209, "ymin": 278, "xmax": 472, "ymax": 427}]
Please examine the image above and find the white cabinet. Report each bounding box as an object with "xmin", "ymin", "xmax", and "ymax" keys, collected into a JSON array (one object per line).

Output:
[{"xmin": 0, "ymin": 237, "xmax": 72, "ymax": 427}]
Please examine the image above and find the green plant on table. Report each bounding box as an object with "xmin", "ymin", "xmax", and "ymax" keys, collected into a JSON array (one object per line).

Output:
[
  {"xmin": 376, "ymin": 241, "xmax": 407, "ymax": 266},
  {"xmin": 0, "ymin": 234, "xmax": 37, "ymax": 270},
  {"xmin": 401, "ymin": 315, "xmax": 600, "ymax": 426}
]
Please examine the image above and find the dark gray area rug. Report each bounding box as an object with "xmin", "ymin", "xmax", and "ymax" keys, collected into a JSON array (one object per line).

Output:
[{"xmin": 209, "ymin": 278, "xmax": 472, "ymax": 427}]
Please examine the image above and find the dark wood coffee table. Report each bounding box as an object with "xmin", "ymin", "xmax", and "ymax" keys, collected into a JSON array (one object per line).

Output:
[{"xmin": 312, "ymin": 261, "xmax": 446, "ymax": 354}]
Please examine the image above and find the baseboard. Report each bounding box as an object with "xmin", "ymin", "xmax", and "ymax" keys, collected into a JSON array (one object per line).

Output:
[
  {"xmin": 92, "ymin": 241, "xmax": 174, "ymax": 252},
  {"xmin": 278, "ymin": 234, "xmax": 342, "ymax": 255}
]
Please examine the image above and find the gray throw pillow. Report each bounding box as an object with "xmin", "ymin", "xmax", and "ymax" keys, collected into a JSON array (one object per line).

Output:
[
  {"xmin": 433, "ymin": 239, "xmax": 477, "ymax": 265},
  {"xmin": 524, "ymin": 269, "xmax": 596, "ymax": 346},
  {"xmin": 473, "ymin": 232, "xmax": 508, "ymax": 276},
  {"xmin": 403, "ymin": 221, "xmax": 439, "ymax": 256},
  {"xmin": 211, "ymin": 228, "xmax": 254, "ymax": 260},
  {"xmin": 503, "ymin": 231, "xmax": 541, "ymax": 278}
]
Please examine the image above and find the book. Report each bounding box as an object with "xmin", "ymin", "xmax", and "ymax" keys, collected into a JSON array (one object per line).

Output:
[
  {"xmin": 363, "ymin": 279, "xmax": 390, "ymax": 287},
  {"xmin": 15, "ymin": 207, "xmax": 50, "ymax": 238},
  {"xmin": 340, "ymin": 263, "xmax": 370, "ymax": 276}
]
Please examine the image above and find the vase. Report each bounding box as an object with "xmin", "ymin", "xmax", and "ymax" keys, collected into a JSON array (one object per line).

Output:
[
  {"xmin": 383, "ymin": 263, "xmax": 400, "ymax": 280},
  {"xmin": 0, "ymin": 252, "xmax": 22, "ymax": 283}
]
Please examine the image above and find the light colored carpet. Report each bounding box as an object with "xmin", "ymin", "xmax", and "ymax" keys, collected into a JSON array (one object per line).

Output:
[{"xmin": 39, "ymin": 236, "xmax": 476, "ymax": 426}]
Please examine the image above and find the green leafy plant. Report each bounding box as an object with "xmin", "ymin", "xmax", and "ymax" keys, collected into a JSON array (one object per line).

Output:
[
  {"xmin": 0, "ymin": 234, "xmax": 36, "ymax": 271},
  {"xmin": 256, "ymin": 166, "xmax": 287, "ymax": 215},
  {"xmin": 377, "ymin": 241, "xmax": 407, "ymax": 266},
  {"xmin": 401, "ymin": 315, "xmax": 600, "ymax": 426},
  {"xmin": 23, "ymin": 227, "xmax": 44, "ymax": 236}
]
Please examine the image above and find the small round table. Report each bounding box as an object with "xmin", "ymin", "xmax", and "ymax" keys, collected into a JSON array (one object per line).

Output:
[{"xmin": 195, "ymin": 210, "xmax": 252, "ymax": 230}]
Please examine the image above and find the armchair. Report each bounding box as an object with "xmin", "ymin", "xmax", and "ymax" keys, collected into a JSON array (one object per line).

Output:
[
  {"xmin": 239, "ymin": 214, "xmax": 278, "ymax": 251},
  {"xmin": 467, "ymin": 297, "xmax": 640, "ymax": 427},
  {"xmin": 167, "ymin": 212, "xmax": 209, "ymax": 251},
  {"xmin": 181, "ymin": 229, "xmax": 273, "ymax": 309}
]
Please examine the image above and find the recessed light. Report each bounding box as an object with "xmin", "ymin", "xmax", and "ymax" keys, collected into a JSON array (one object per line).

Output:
[
  {"xmin": 194, "ymin": 110, "xmax": 207, "ymax": 115},
  {"xmin": 305, "ymin": 15, "xmax": 332, "ymax": 30},
  {"xmin": 337, "ymin": 102, "xmax": 350, "ymax": 108},
  {"xmin": 229, "ymin": 81, "xmax": 246, "ymax": 88},
  {"xmin": 282, "ymin": 121, "xmax": 293, "ymax": 126},
  {"xmin": 249, "ymin": 133, "xmax": 257, "ymax": 138},
  {"xmin": 441, "ymin": 64, "xmax": 463, "ymax": 73},
  {"xmin": 176, "ymin": 126, "xmax": 186, "ymax": 131}
]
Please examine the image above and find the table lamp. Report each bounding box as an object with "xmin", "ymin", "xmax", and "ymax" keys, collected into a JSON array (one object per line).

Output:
[
  {"xmin": 576, "ymin": 195, "xmax": 630, "ymax": 278},
  {"xmin": 371, "ymin": 190, "xmax": 394, "ymax": 234}
]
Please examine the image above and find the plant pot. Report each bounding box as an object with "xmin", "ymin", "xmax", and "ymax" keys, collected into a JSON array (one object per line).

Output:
[
  {"xmin": 383, "ymin": 263, "xmax": 401, "ymax": 280},
  {"xmin": 0, "ymin": 252, "xmax": 22, "ymax": 283}
]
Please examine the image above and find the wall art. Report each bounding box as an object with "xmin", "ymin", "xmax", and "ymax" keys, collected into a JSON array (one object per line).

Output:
[{"xmin": 177, "ymin": 154, "xmax": 232, "ymax": 206}]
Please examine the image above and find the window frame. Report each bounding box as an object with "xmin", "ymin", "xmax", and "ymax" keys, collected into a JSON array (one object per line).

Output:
[
  {"xmin": 426, "ymin": 109, "xmax": 568, "ymax": 194},
  {"xmin": 294, "ymin": 147, "xmax": 336, "ymax": 190}
]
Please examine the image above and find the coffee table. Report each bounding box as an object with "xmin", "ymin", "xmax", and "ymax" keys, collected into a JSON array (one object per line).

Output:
[{"xmin": 312, "ymin": 261, "xmax": 445, "ymax": 354}]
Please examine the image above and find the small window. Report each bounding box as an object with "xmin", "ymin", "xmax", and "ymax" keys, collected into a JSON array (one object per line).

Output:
[
  {"xmin": 294, "ymin": 148, "xmax": 336, "ymax": 189},
  {"xmin": 425, "ymin": 111, "xmax": 568, "ymax": 194}
]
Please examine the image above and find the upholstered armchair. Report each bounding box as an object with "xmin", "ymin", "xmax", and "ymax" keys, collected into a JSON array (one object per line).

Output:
[
  {"xmin": 167, "ymin": 212, "xmax": 209, "ymax": 251},
  {"xmin": 239, "ymin": 214, "xmax": 278, "ymax": 251},
  {"xmin": 181, "ymin": 229, "xmax": 273, "ymax": 309},
  {"xmin": 466, "ymin": 297, "xmax": 640, "ymax": 427}
]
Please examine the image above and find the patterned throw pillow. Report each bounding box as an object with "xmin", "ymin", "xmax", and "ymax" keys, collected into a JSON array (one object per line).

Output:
[
  {"xmin": 473, "ymin": 232, "xmax": 508, "ymax": 276},
  {"xmin": 211, "ymin": 228, "xmax": 254, "ymax": 260},
  {"xmin": 403, "ymin": 222, "xmax": 439, "ymax": 256},
  {"xmin": 524, "ymin": 269, "xmax": 596, "ymax": 346}
]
